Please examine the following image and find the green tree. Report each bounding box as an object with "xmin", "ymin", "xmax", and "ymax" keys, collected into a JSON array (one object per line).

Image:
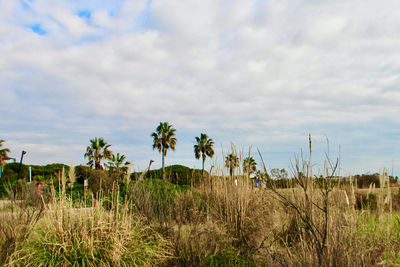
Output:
[
  {"xmin": 271, "ymin": 168, "xmax": 288, "ymax": 179},
  {"xmin": 243, "ymin": 156, "xmax": 257, "ymax": 177},
  {"xmin": 225, "ymin": 153, "xmax": 239, "ymax": 177},
  {"xmin": 107, "ymin": 152, "xmax": 131, "ymax": 180},
  {"xmin": 151, "ymin": 122, "xmax": 177, "ymax": 179},
  {"xmin": 84, "ymin": 137, "xmax": 113, "ymax": 170},
  {"xmin": 0, "ymin": 139, "xmax": 11, "ymax": 169},
  {"xmin": 194, "ymin": 133, "xmax": 214, "ymax": 178}
]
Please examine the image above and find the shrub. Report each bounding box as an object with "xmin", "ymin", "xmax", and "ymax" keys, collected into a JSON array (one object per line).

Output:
[
  {"xmin": 356, "ymin": 193, "xmax": 377, "ymax": 210},
  {"xmin": 88, "ymin": 169, "xmax": 115, "ymax": 195},
  {"xmin": 0, "ymin": 185, "xmax": 44, "ymax": 265},
  {"xmin": 8, "ymin": 184, "xmax": 171, "ymax": 266},
  {"xmin": 2, "ymin": 163, "xmax": 70, "ymax": 182},
  {"xmin": 132, "ymin": 165, "xmax": 204, "ymax": 186},
  {"xmin": 74, "ymin": 165, "xmax": 92, "ymax": 184},
  {"xmin": 356, "ymin": 174, "xmax": 380, "ymax": 188},
  {"xmin": 127, "ymin": 179, "xmax": 189, "ymax": 225},
  {"xmin": 170, "ymin": 222, "xmax": 241, "ymax": 266}
]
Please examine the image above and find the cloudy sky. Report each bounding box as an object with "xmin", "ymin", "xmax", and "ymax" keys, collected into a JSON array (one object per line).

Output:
[{"xmin": 1, "ymin": 0, "xmax": 400, "ymax": 176}]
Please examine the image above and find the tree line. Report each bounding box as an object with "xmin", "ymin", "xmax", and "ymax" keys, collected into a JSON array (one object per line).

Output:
[
  {"xmin": 83, "ymin": 121, "xmax": 258, "ymax": 180},
  {"xmin": 0, "ymin": 127, "xmax": 302, "ymax": 183},
  {"xmin": 2, "ymin": 132, "xmax": 397, "ymax": 186}
]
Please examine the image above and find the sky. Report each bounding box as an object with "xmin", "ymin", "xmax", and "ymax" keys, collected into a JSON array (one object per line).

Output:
[{"xmin": 1, "ymin": 0, "xmax": 400, "ymax": 176}]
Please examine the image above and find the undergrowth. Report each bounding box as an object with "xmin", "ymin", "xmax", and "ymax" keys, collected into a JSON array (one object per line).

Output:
[{"xmin": 1, "ymin": 162, "xmax": 400, "ymax": 266}]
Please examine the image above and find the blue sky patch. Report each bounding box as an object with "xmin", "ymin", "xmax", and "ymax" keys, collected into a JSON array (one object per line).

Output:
[
  {"xmin": 77, "ymin": 10, "xmax": 91, "ymax": 20},
  {"xmin": 19, "ymin": 0, "xmax": 33, "ymax": 10},
  {"xmin": 72, "ymin": 35, "xmax": 105, "ymax": 46},
  {"xmin": 132, "ymin": 0, "xmax": 155, "ymax": 32},
  {"xmin": 29, "ymin": 24, "xmax": 46, "ymax": 35}
]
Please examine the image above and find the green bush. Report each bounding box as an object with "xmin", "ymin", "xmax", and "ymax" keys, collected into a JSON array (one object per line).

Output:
[
  {"xmin": 132, "ymin": 165, "xmax": 205, "ymax": 186},
  {"xmin": 32, "ymin": 175, "xmax": 44, "ymax": 181},
  {"xmin": 74, "ymin": 165, "xmax": 92, "ymax": 184},
  {"xmin": 1, "ymin": 165, "xmax": 17, "ymax": 181},
  {"xmin": 356, "ymin": 193, "xmax": 377, "ymax": 210},
  {"xmin": 3, "ymin": 163, "xmax": 69, "ymax": 181},
  {"xmin": 205, "ymin": 249, "xmax": 256, "ymax": 266},
  {"xmin": 128, "ymin": 179, "xmax": 189, "ymax": 223},
  {"xmin": 88, "ymin": 169, "xmax": 116, "ymax": 195},
  {"xmin": 65, "ymin": 183, "xmax": 92, "ymax": 205}
]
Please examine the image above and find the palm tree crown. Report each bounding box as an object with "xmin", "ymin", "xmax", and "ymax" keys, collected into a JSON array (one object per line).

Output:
[
  {"xmin": 0, "ymin": 139, "xmax": 11, "ymax": 168},
  {"xmin": 194, "ymin": 133, "xmax": 214, "ymax": 177},
  {"xmin": 107, "ymin": 152, "xmax": 131, "ymax": 180},
  {"xmin": 84, "ymin": 137, "xmax": 113, "ymax": 170},
  {"xmin": 151, "ymin": 122, "xmax": 177, "ymax": 179},
  {"xmin": 225, "ymin": 153, "xmax": 239, "ymax": 177},
  {"xmin": 243, "ymin": 156, "xmax": 257, "ymax": 177}
]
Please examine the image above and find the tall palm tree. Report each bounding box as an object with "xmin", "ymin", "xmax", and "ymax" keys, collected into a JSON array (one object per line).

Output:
[
  {"xmin": 107, "ymin": 152, "xmax": 131, "ymax": 180},
  {"xmin": 225, "ymin": 153, "xmax": 239, "ymax": 177},
  {"xmin": 0, "ymin": 139, "xmax": 11, "ymax": 168},
  {"xmin": 151, "ymin": 122, "xmax": 177, "ymax": 179},
  {"xmin": 84, "ymin": 137, "xmax": 113, "ymax": 170},
  {"xmin": 243, "ymin": 156, "xmax": 257, "ymax": 177},
  {"xmin": 194, "ymin": 133, "xmax": 214, "ymax": 177}
]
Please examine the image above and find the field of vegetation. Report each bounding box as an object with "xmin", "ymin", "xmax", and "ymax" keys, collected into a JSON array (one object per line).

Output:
[
  {"xmin": 1, "ymin": 166, "xmax": 400, "ymax": 266},
  {"xmin": 1, "ymin": 128, "xmax": 400, "ymax": 266}
]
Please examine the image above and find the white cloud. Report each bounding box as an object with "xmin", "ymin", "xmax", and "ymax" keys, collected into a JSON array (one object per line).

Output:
[{"xmin": 1, "ymin": 0, "xmax": 400, "ymax": 174}]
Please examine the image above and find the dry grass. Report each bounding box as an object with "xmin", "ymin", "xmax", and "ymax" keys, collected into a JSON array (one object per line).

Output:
[
  {"xmin": 159, "ymin": 157, "xmax": 400, "ymax": 266},
  {"xmin": 1, "ymin": 172, "xmax": 171, "ymax": 266},
  {"xmin": 2, "ymin": 162, "xmax": 400, "ymax": 266}
]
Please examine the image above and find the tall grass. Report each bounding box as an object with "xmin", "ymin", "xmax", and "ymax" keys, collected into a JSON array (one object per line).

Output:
[
  {"xmin": 3, "ymin": 171, "xmax": 171, "ymax": 266},
  {"xmin": 159, "ymin": 143, "xmax": 400, "ymax": 266},
  {"xmin": 0, "ymin": 189, "xmax": 43, "ymax": 266},
  {"xmin": 2, "ymin": 151, "xmax": 400, "ymax": 265}
]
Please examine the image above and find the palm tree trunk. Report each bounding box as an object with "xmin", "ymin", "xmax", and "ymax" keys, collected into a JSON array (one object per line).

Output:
[
  {"xmin": 162, "ymin": 147, "xmax": 165, "ymax": 180},
  {"xmin": 202, "ymin": 154, "xmax": 205, "ymax": 178}
]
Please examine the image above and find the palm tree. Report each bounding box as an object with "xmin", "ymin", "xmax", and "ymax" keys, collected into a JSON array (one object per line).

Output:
[
  {"xmin": 151, "ymin": 122, "xmax": 177, "ymax": 179},
  {"xmin": 243, "ymin": 156, "xmax": 257, "ymax": 177},
  {"xmin": 84, "ymin": 137, "xmax": 113, "ymax": 170},
  {"xmin": 107, "ymin": 152, "xmax": 131, "ymax": 180},
  {"xmin": 225, "ymin": 153, "xmax": 239, "ymax": 177},
  {"xmin": 194, "ymin": 133, "xmax": 214, "ymax": 178},
  {"xmin": 0, "ymin": 139, "xmax": 11, "ymax": 168}
]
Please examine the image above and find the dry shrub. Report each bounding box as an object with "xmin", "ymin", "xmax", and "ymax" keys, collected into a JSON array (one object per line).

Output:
[
  {"xmin": 0, "ymin": 207, "xmax": 43, "ymax": 266},
  {"xmin": 392, "ymin": 191, "xmax": 400, "ymax": 211},
  {"xmin": 260, "ymin": 184, "xmax": 400, "ymax": 266},
  {"xmin": 2, "ymin": 170, "xmax": 171, "ymax": 266},
  {"xmin": 166, "ymin": 174, "xmax": 283, "ymax": 265},
  {"xmin": 197, "ymin": 176, "xmax": 276, "ymax": 249},
  {"xmin": 8, "ymin": 190, "xmax": 171, "ymax": 266},
  {"xmin": 4, "ymin": 158, "xmax": 400, "ymax": 265},
  {"xmin": 173, "ymin": 190, "xmax": 206, "ymax": 225},
  {"xmin": 0, "ymin": 183, "xmax": 44, "ymax": 265},
  {"xmin": 170, "ymin": 221, "xmax": 236, "ymax": 266}
]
